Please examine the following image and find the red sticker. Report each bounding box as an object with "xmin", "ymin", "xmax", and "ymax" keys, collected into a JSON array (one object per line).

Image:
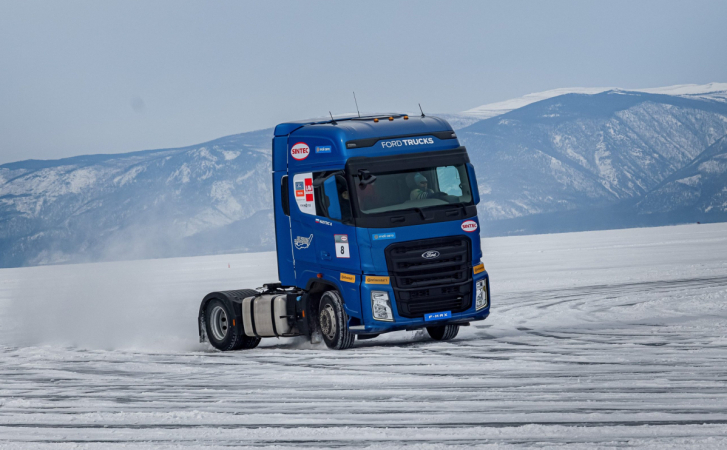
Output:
[
  {"xmin": 291, "ymin": 142, "xmax": 310, "ymax": 161},
  {"xmin": 304, "ymin": 178, "xmax": 313, "ymax": 201},
  {"xmin": 461, "ymin": 220, "xmax": 478, "ymax": 232}
]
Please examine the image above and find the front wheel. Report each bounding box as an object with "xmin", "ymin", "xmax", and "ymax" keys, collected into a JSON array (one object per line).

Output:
[
  {"xmin": 426, "ymin": 324, "xmax": 460, "ymax": 341},
  {"xmin": 205, "ymin": 297, "xmax": 260, "ymax": 351},
  {"xmin": 318, "ymin": 291, "xmax": 355, "ymax": 350}
]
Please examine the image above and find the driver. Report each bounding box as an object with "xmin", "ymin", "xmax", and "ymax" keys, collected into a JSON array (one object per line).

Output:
[{"xmin": 410, "ymin": 173, "xmax": 447, "ymax": 201}]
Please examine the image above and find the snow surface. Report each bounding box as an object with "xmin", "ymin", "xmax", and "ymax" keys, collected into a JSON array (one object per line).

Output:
[
  {"xmin": 461, "ymin": 83, "xmax": 727, "ymax": 120},
  {"xmin": 1, "ymin": 223, "xmax": 726, "ymax": 448}
]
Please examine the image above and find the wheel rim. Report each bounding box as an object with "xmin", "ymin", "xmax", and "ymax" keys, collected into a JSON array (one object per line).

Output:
[
  {"xmin": 320, "ymin": 303, "xmax": 337, "ymax": 340},
  {"xmin": 209, "ymin": 305, "xmax": 229, "ymax": 341}
]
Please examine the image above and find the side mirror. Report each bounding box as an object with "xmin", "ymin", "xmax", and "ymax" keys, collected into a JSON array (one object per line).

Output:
[
  {"xmin": 313, "ymin": 170, "xmax": 344, "ymax": 187},
  {"xmin": 466, "ymin": 163, "xmax": 480, "ymax": 205}
]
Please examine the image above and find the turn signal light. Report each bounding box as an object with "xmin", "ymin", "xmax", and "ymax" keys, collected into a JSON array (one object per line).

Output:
[
  {"xmin": 388, "ymin": 116, "xmax": 394, "ymax": 121},
  {"xmin": 373, "ymin": 118, "xmax": 379, "ymax": 123},
  {"xmin": 404, "ymin": 115, "xmax": 409, "ymax": 120}
]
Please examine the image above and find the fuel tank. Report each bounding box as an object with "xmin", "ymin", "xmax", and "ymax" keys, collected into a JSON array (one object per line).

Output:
[{"xmin": 241, "ymin": 294, "xmax": 293, "ymax": 337}]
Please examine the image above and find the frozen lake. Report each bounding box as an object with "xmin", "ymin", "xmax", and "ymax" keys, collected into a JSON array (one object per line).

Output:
[{"xmin": 1, "ymin": 223, "xmax": 726, "ymax": 449}]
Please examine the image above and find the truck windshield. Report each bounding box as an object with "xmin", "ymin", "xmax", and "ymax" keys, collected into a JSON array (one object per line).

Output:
[{"xmin": 353, "ymin": 164, "xmax": 473, "ymax": 215}]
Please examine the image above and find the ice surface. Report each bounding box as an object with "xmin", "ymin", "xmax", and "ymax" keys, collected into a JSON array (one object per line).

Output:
[{"xmin": 0, "ymin": 223, "xmax": 726, "ymax": 448}]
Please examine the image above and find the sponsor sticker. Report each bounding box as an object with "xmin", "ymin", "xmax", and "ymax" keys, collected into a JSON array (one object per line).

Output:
[
  {"xmin": 335, "ymin": 234, "xmax": 350, "ymax": 258},
  {"xmin": 291, "ymin": 142, "xmax": 310, "ymax": 161},
  {"xmin": 305, "ymin": 178, "xmax": 313, "ymax": 202},
  {"xmin": 340, "ymin": 273, "xmax": 356, "ymax": 283},
  {"xmin": 365, "ymin": 276, "xmax": 390, "ymax": 285},
  {"xmin": 473, "ymin": 263, "xmax": 485, "ymax": 274},
  {"xmin": 372, "ymin": 232, "xmax": 396, "ymax": 241},
  {"xmin": 461, "ymin": 220, "xmax": 478, "ymax": 232},
  {"xmin": 293, "ymin": 173, "xmax": 316, "ymax": 214},
  {"xmin": 316, "ymin": 218, "xmax": 332, "ymax": 226},
  {"xmin": 294, "ymin": 234, "xmax": 313, "ymax": 250},
  {"xmin": 315, "ymin": 146, "xmax": 332, "ymax": 153},
  {"xmin": 424, "ymin": 311, "xmax": 452, "ymax": 321}
]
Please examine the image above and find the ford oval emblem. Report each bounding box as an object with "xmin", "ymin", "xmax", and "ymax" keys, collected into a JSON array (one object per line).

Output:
[{"xmin": 422, "ymin": 250, "xmax": 440, "ymax": 259}]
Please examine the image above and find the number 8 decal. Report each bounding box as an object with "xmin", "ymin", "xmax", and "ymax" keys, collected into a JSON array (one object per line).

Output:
[{"xmin": 334, "ymin": 234, "xmax": 350, "ymax": 258}]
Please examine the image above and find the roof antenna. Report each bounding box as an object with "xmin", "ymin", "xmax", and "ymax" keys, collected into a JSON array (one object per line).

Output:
[
  {"xmin": 329, "ymin": 111, "xmax": 337, "ymax": 125},
  {"xmin": 353, "ymin": 92, "xmax": 361, "ymax": 118},
  {"xmin": 419, "ymin": 103, "xmax": 425, "ymax": 117}
]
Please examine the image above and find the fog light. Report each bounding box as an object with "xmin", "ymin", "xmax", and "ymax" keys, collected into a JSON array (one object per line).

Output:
[
  {"xmin": 371, "ymin": 291, "xmax": 394, "ymax": 321},
  {"xmin": 476, "ymin": 279, "xmax": 488, "ymax": 310}
]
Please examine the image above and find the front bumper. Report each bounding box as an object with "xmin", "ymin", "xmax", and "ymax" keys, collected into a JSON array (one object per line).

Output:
[{"xmin": 351, "ymin": 271, "xmax": 491, "ymax": 334}]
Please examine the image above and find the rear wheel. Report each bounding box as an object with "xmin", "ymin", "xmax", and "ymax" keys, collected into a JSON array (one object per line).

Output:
[
  {"xmin": 205, "ymin": 297, "xmax": 260, "ymax": 351},
  {"xmin": 426, "ymin": 324, "xmax": 460, "ymax": 341},
  {"xmin": 319, "ymin": 291, "xmax": 355, "ymax": 350}
]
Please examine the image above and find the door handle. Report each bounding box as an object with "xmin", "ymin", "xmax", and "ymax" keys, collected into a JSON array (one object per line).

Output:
[{"xmin": 320, "ymin": 251, "xmax": 331, "ymax": 260}]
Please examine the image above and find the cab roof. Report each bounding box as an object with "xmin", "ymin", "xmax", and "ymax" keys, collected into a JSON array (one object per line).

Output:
[{"xmin": 273, "ymin": 114, "xmax": 454, "ymax": 141}]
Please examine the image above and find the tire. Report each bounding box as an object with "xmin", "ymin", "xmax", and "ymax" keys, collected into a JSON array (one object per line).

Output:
[
  {"xmin": 318, "ymin": 290, "xmax": 355, "ymax": 350},
  {"xmin": 426, "ymin": 324, "xmax": 460, "ymax": 341},
  {"xmin": 205, "ymin": 297, "xmax": 261, "ymax": 351}
]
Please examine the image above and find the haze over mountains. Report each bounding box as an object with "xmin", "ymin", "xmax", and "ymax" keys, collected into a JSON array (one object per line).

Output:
[{"xmin": 1, "ymin": 83, "xmax": 726, "ymax": 268}]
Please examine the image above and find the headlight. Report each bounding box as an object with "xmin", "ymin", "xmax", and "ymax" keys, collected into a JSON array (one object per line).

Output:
[
  {"xmin": 475, "ymin": 279, "xmax": 488, "ymax": 310},
  {"xmin": 371, "ymin": 291, "xmax": 394, "ymax": 321}
]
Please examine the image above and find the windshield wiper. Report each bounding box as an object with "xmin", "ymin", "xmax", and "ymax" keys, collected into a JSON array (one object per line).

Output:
[
  {"xmin": 448, "ymin": 202, "xmax": 468, "ymax": 217},
  {"xmin": 396, "ymin": 207, "xmax": 432, "ymax": 221}
]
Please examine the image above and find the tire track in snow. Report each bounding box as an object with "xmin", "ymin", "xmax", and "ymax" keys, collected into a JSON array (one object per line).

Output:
[{"xmin": 2, "ymin": 226, "xmax": 727, "ymax": 448}]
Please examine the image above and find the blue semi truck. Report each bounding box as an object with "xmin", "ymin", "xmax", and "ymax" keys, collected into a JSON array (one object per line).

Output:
[{"xmin": 198, "ymin": 113, "xmax": 490, "ymax": 350}]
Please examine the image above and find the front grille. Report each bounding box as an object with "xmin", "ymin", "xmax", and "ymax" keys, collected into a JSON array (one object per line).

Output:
[{"xmin": 385, "ymin": 236, "xmax": 472, "ymax": 318}]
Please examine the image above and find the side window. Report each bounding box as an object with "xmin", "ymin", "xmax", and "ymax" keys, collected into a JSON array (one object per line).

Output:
[
  {"xmin": 281, "ymin": 175, "xmax": 289, "ymax": 216},
  {"xmin": 322, "ymin": 177, "xmax": 342, "ymax": 220},
  {"xmin": 313, "ymin": 172, "xmax": 352, "ymax": 223},
  {"xmin": 436, "ymin": 166, "xmax": 463, "ymax": 197}
]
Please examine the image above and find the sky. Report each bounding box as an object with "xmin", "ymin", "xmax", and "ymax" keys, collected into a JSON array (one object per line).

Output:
[{"xmin": 1, "ymin": 0, "xmax": 726, "ymax": 164}]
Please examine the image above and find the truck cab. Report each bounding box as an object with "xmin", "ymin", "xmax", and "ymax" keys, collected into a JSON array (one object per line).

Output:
[{"xmin": 199, "ymin": 113, "xmax": 490, "ymax": 351}]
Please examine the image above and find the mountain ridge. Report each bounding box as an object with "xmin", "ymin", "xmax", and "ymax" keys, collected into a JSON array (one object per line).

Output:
[{"xmin": 459, "ymin": 82, "xmax": 727, "ymax": 120}]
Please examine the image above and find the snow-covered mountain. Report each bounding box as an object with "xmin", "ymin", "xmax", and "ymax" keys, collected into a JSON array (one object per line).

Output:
[
  {"xmin": 0, "ymin": 130, "xmax": 275, "ymax": 267},
  {"xmin": 459, "ymin": 82, "xmax": 727, "ymax": 120},
  {"xmin": 1, "ymin": 84, "xmax": 726, "ymax": 268},
  {"xmin": 637, "ymin": 135, "xmax": 727, "ymax": 217},
  {"xmin": 458, "ymin": 89, "xmax": 727, "ymax": 229}
]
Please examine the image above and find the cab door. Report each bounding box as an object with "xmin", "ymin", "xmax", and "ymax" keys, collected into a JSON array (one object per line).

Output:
[
  {"xmin": 289, "ymin": 171, "xmax": 318, "ymax": 275},
  {"xmin": 313, "ymin": 174, "xmax": 360, "ymax": 274}
]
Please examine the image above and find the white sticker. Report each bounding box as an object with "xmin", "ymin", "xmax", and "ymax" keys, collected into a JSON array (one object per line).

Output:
[
  {"xmin": 461, "ymin": 220, "xmax": 478, "ymax": 232},
  {"xmin": 293, "ymin": 172, "xmax": 316, "ymax": 215},
  {"xmin": 335, "ymin": 234, "xmax": 350, "ymax": 258},
  {"xmin": 291, "ymin": 142, "xmax": 310, "ymax": 161},
  {"xmin": 294, "ymin": 234, "xmax": 313, "ymax": 250}
]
